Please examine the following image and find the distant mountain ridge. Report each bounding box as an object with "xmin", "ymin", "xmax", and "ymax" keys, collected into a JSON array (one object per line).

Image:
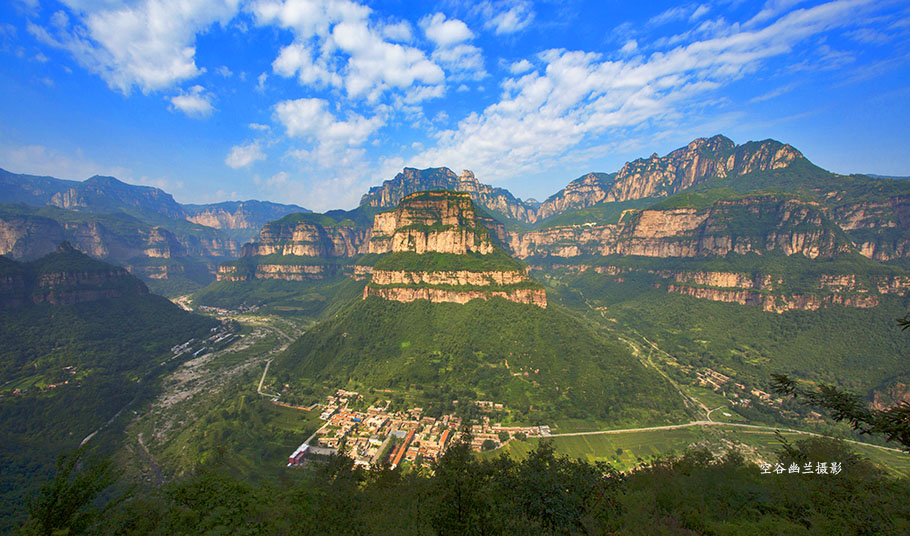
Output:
[
  {"xmin": 0, "ymin": 168, "xmax": 310, "ymax": 231},
  {"xmin": 0, "ymin": 168, "xmax": 310, "ymax": 293},
  {"xmin": 359, "ymin": 135, "xmax": 805, "ymax": 224},
  {"xmin": 0, "ymin": 241, "xmax": 149, "ymax": 307}
]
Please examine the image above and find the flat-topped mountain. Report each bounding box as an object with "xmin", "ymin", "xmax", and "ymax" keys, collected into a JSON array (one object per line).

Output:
[
  {"xmin": 361, "ymin": 168, "xmax": 536, "ymax": 223},
  {"xmin": 363, "ymin": 191, "xmax": 546, "ymax": 307}
]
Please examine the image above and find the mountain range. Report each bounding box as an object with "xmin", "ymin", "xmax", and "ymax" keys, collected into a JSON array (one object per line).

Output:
[
  {"xmin": 3, "ymin": 134, "xmax": 909, "ymax": 308},
  {"xmin": 0, "ymin": 168, "xmax": 309, "ymax": 294}
]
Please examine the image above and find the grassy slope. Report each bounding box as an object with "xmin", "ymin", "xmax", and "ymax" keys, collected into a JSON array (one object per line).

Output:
[
  {"xmin": 192, "ymin": 275, "xmax": 366, "ymax": 317},
  {"xmin": 271, "ymin": 296, "xmax": 687, "ymax": 428},
  {"xmin": 0, "ymin": 296, "xmax": 217, "ymax": 531},
  {"xmin": 546, "ymin": 268, "xmax": 910, "ymax": 396}
]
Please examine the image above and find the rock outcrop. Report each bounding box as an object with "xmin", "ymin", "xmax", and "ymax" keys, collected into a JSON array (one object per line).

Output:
[
  {"xmin": 363, "ymin": 191, "xmax": 546, "ymax": 307},
  {"xmin": 536, "ymin": 173, "xmax": 617, "ymax": 221},
  {"xmin": 573, "ymin": 265, "xmax": 906, "ymax": 313},
  {"xmin": 216, "ymin": 213, "xmax": 366, "ymax": 282},
  {"xmin": 604, "ymin": 136, "xmax": 803, "ymax": 202},
  {"xmin": 508, "ymin": 195, "xmax": 849, "ymax": 260},
  {"xmin": 0, "ymin": 242, "xmax": 149, "ymax": 307},
  {"xmin": 361, "ymin": 168, "xmax": 536, "ymax": 222}
]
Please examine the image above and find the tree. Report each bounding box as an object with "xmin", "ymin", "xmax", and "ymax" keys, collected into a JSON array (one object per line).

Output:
[
  {"xmin": 482, "ymin": 439, "xmax": 497, "ymax": 451},
  {"xmin": 497, "ymin": 431, "xmax": 510, "ymax": 443},
  {"xmin": 21, "ymin": 447, "xmax": 122, "ymax": 535},
  {"xmin": 898, "ymin": 311, "xmax": 910, "ymax": 331},
  {"xmin": 771, "ymin": 374, "xmax": 910, "ymax": 451}
]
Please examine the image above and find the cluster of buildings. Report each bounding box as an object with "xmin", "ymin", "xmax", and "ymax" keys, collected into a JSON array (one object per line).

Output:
[
  {"xmin": 196, "ymin": 304, "xmax": 260, "ymax": 315},
  {"xmin": 287, "ymin": 390, "xmax": 550, "ymax": 470},
  {"xmin": 169, "ymin": 323, "xmax": 237, "ymax": 359}
]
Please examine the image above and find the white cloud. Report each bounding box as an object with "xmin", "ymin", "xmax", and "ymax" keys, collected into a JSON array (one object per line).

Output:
[
  {"xmin": 382, "ymin": 20, "xmax": 413, "ymax": 42},
  {"xmin": 249, "ymin": 122, "xmax": 270, "ymax": 131},
  {"xmin": 509, "ymin": 59, "xmax": 533, "ymax": 74},
  {"xmin": 431, "ymin": 43, "xmax": 485, "ymax": 80},
  {"xmin": 225, "ymin": 141, "xmax": 265, "ymax": 168},
  {"xmin": 216, "ymin": 65, "xmax": 233, "ymax": 77},
  {"xmin": 29, "ymin": 0, "xmax": 241, "ymax": 94},
  {"xmin": 690, "ymin": 5, "xmax": 711, "ymax": 22},
  {"xmin": 266, "ymin": 170, "xmax": 289, "ymax": 186},
  {"xmin": 420, "ymin": 13, "xmax": 485, "ymax": 81},
  {"xmin": 274, "ymin": 97, "xmax": 382, "ymax": 145},
  {"xmin": 256, "ymin": 0, "xmax": 444, "ymax": 102},
  {"xmin": 272, "ymin": 41, "xmax": 341, "ymax": 87},
  {"xmin": 408, "ymin": 0, "xmax": 877, "ymax": 183},
  {"xmin": 620, "ymin": 40, "xmax": 638, "ymax": 54},
  {"xmin": 169, "ymin": 85, "xmax": 214, "ymax": 118},
  {"xmin": 420, "ymin": 13, "xmax": 473, "ymax": 47},
  {"xmin": 480, "ymin": 1, "xmax": 535, "ymax": 35}
]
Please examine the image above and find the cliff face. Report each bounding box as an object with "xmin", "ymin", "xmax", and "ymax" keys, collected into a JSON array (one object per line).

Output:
[
  {"xmin": 359, "ymin": 137, "xmax": 804, "ymax": 225},
  {"xmin": 361, "ymin": 168, "xmax": 536, "ymax": 222},
  {"xmin": 0, "ymin": 216, "xmax": 239, "ymax": 258},
  {"xmin": 0, "ymin": 242, "xmax": 149, "ymax": 307},
  {"xmin": 368, "ymin": 191, "xmax": 496, "ymax": 255},
  {"xmin": 605, "ymin": 136, "xmax": 803, "ymax": 202},
  {"xmin": 217, "ymin": 262, "xmax": 334, "ymax": 282},
  {"xmin": 828, "ymin": 195, "xmax": 910, "ymax": 262},
  {"xmin": 536, "ymin": 173, "xmax": 616, "ymax": 221},
  {"xmin": 243, "ymin": 220, "xmax": 367, "ymax": 258},
  {"xmin": 216, "ymin": 212, "xmax": 368, "ymax": 282},
  {"xmin": 363, "ymin": 191, "xmax": 546, "ymax": 307},
  {"xmin": 508, "ymin": 196, "xmax": 848, "ymax": 260}
]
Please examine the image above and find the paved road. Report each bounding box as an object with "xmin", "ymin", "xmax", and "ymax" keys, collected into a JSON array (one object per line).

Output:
[{"xmin": 549, "ymin": 420, "xmax": 907, "ymax": 454}]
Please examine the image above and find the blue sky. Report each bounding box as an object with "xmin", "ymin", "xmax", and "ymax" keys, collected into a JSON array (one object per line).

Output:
[{"xmin": 1, "ymin": 0, "xmax": 908, "ymax": 211}]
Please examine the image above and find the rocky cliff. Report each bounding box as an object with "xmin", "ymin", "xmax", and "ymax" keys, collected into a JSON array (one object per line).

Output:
[
  {"xmin": 535, "ymin": 173, "xmax": 617, "ymax": 221},
  {"xmin": 0, "ymin": 207, "xmax": 240, "ymax": 280},
  {"xmin": 604, "ymin": 136, "xmax": 803, "ymax": 202},
  {"xmin": 361, "ymin": 168, "xmax": 536, "ymax": 222},
  {"xmin": 508, "ymin": 195, "xmax": 849, "ymax": 260},
  {"xmin": 216, "ymin": 212, "xmax": 368, "ymax": 282},
  {"xmin": 360, "ymin": 136, "xmax": 804, "ymax": 225},
  {"xmin": 363, "ymin": 191, "xmax": 546, "ymax": 307},
  {"xmin": 0, "ymin": 242, "xmax": 149, "ymax": 307}
]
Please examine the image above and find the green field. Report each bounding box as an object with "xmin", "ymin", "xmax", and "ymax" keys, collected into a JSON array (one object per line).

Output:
[{"xmin": 484, "ymin": 425, "xmax": 910, "ymax": 476}]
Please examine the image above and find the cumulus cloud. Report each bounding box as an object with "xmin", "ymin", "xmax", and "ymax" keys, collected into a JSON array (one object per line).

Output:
[
  {"xmin": 29, "ymin": 1, "xmax": 241, "ymax": 94},
  {"xmin": 381, "ymin": 20, "xmax": 413, "ymax": 42},
  {"xmin": 479, "ymin": 0, "xmax": 535, "ymax": 35},
  {"xmin": 407, "ymin": 0, "xmax": 877, "ymax": 182},
  {"xmin": 420, "ymin": 13, "xmax": 485, "ymax": 81},
  {"xmin": 254, "ymin": 0, "xmax": 444, "ymax": 102},
  {"xmin": 169, "ymin": 85, "xmax": 215, "ymax": 118},
  {"xmin": 225, "ymin": 141, "xmax": 265, "ymax": 168},
  {"xmin": 509, "ymin": 59, "xmax": 533, "ymax": 74},
  {"xmin": 419, "ymin": 12, "xmax": 473, "ymax": 47},
  {"xmin": 275, "ymin": 97, "xmax": 382, "ymax": 144}
]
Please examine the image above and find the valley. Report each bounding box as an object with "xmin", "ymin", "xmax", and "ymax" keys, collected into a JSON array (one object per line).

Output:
[{"xmin": 3, "ymin": 134, "xmax": 910, "ymax": 532}]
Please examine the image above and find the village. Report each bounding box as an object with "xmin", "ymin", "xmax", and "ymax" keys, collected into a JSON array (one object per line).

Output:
[{"xmin": 287, "ymin": 389, "xmax": 551, "ymax": 469}]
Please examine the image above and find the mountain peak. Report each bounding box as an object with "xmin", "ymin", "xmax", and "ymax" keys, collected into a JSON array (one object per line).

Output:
[{"xmin": 364, "ymin": 190, "xmax": 546, "ymax": 307}]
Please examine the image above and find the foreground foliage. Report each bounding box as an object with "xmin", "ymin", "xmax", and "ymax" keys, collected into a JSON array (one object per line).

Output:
[{"xmin": 25, "ymin": 437, "xmax": 910, "ymax": 535}]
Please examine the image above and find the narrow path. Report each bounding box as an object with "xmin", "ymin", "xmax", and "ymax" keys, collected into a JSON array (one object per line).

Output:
[{"xmin": 258, "ymin": 359, "xmax": 273, "ymax": 396}]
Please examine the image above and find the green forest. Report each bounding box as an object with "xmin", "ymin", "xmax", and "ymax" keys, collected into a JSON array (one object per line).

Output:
[
  {"xmin": 20, "ymin": 434, "xmax": 910, "ymax": 535},
  {"xmin": 271, "ymin": 297, "xmax": 687, "ymax": 427}
]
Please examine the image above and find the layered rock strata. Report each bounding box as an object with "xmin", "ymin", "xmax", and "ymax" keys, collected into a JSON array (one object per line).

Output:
[{"xmin": 363, "ymin": 191, "xmax": 546, "ymax": 307}]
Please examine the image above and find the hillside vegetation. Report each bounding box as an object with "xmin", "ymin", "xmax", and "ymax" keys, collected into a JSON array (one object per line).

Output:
[{"xmin": 272, "ymin": 296, "xmax": 687, "ymax": 428}]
